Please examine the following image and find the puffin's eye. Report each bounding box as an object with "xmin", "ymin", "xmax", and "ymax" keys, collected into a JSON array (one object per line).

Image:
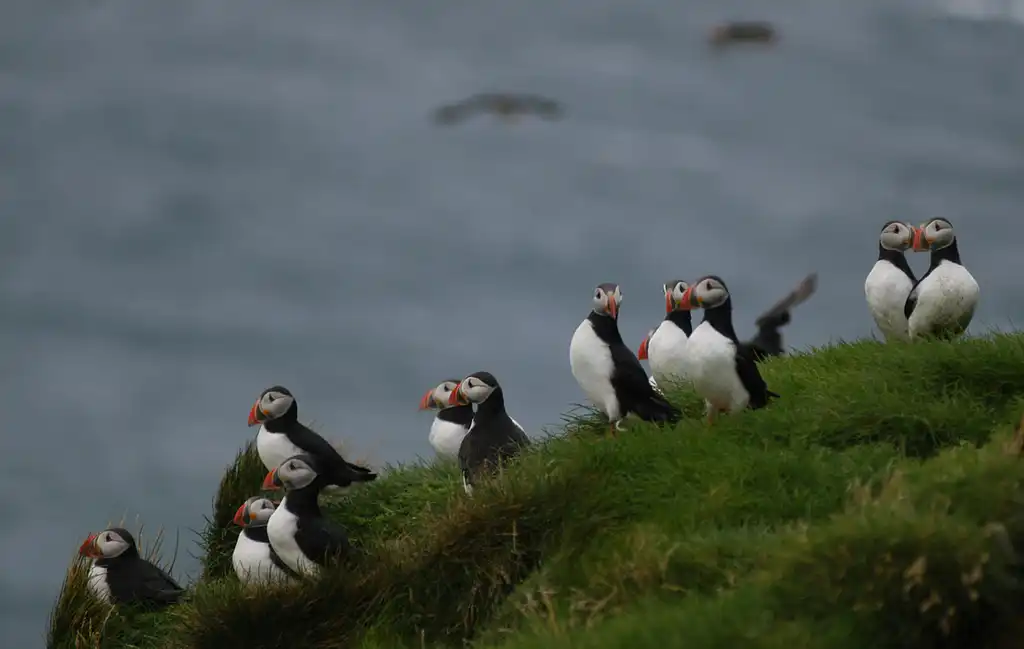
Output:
[{"xmin": 705, "ymin": 281, "xmax": 712, "ymax": 291}]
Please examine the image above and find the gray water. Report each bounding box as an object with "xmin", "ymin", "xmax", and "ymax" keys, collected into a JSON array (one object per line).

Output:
[{"xmin": 3, "ymin": 0, "xmax": 1023, "ymax": 645}]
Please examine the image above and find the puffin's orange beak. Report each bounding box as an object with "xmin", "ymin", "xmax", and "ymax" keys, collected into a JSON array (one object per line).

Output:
[
  {"xmin": 232, "ymin": 504, "xmax": 246, "ymax": 526},
  {"xmin": 607, "ymin": 296, "xmax": 617, "ymax": 319},
  {"xmin": 247, "ymin": 401, "xmax": 263, "ymax": 427},
  {"xmin": 419, "ymin": 389, "xmax": 435, "ymax": 410},
  {"xmin": 665, "ymin": 292, "xmax": 675, "ymax": 314},
  {"xmin": 448, "ymin": 382, "xmax": 464, "ymax": 406},
  {"xmin": 262, "ymin": 469, "xmax": 281, "ymax": 491},
  {"xmin": 638, "ymin": 336, "xmax": 650, "ymax": 361},
  {"xmin": 912, "ymin": 227, "xmax": 928, "ymax": 251},
  {"xmin": 679, "ymin": 286, "xmax": 699, "ymax": 310},
  {"xmin": 78, "ymin": 534, "xmax": 100, "ymax": 558}
]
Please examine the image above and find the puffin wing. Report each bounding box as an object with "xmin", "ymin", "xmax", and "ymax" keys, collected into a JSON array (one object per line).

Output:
[
  {"xmin": 753, "ymin": 272, "xmax": 818, "ymax": 330},
  {"xmin": 735, "ymin": 343, "xmax": 778, "ymax": 403},
  {"xmin": 295, "ymin": 517, "xmax": 351, "ymax": 566},
  {"xmin": 269, "ymin": 546, "xmax": 302, "ymax": 579},
  {"xmin": 288, "ymin": 425, "xmax": 377, "ymax": 484},
  {"xmin": 609, "ymin": 343, "xmax": 678, "ymax": 420},
  {"xmin": 133, "ymin": 559, "xmax": 185, "ymax": 605}
]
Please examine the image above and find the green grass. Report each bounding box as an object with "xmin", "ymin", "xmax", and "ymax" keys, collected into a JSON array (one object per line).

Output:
[{"xmin": 47, "ymin": 333, "xmax": 1024, "ymax": 649}]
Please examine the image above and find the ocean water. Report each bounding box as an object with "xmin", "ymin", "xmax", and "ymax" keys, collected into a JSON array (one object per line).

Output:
[{"xmin": 2, "ymin": 0, "xmax": 1023, "ymax": 645}]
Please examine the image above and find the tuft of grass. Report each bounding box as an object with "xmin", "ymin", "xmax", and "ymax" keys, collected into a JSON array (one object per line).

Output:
[{"xmin": 46, "ymin": 334, "xmax": 1024, "ymax": 649}]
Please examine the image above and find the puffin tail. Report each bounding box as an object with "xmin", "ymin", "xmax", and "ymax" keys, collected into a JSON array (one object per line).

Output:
[
  {"xmin": 768, "ymin": 391, "xmax": 781, "ymax": 399},
  {"xmin": 633, "ymin": 395, "xmax": 682, "ymax": 425}
]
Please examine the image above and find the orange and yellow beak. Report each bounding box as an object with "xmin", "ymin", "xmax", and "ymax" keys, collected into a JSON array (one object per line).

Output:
[
  {"xmin": 247, "ymin": 401, "xmax": 266, "ymax": 427},
  {"xmin": 679, "ymin": 286, "xmax": 700, "ymax": 310},
  {"xmin": 638, "ymin": 336, "xmax": 650, "ymax": 360},
  {"xmin": 232, "ymin": 504, "xmax": 247, "ymax": 526},
  {"xmin": 419, "ymin": 389, "xmax": 435, "ymax": 410},
  {"xmin": 665, "ymin": 292, "xmax": 675, "ymax": 314},
  {"xmin": 262, "ymin": 469, "xmax": 281, "ymax": 491},
  {"xmin": 607, "ymin": 296, "xmax": 618, "ymax": 319},
  {"xmin": 911, "ymin": 227, "xmax": 929, "ymax": 251},
  {"xmin": 78, "ymin": 533, "xmax": 100, "ymax": 558},
  {"xmin": 448, "ymin": 382, "xmax": 468, "ymax": 406}
]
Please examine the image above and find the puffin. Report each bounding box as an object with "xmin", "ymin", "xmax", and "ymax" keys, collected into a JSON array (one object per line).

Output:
[
  {"xmin": 247, "ymin": 385, "xmax": 377, "ymax": 489},
  {"xmin": 744, "ymin": 272, "xmax": 818, "ymax": 361},
  {"xmin": 78, "ymin": 527, "xmax": 184, "ymax": 608},
  {"xmin": 433, "ymin": 93, "xmax": 562, "ymax": 125},
  {"xmin": 678, "ymin": 276, "xmax": 780, "ymax": 422},
  {"xmin": 569, "ymin": 282, "xmax": 681, "ymax": 434},
  {"xmin": 231, "ymin": 496, "xmax": 299, "ymax": 585},
  {"xmin": 263, "ymin": 453, "xmax": 352, "ymax": 576},
  {"xmin": 447, "ymin": 371, "xmax": 530, "ymax": 495},
  {"xmin": 864, "ymin": 221, "xmax": 917, "ymax": 342},
  {"xmin": 638, "ymin": 280, "xmax": 693, "ymax": 391},
  {"xmin": 904, "ymin": 217, "xmax": 979, "ymax": 339},
  {"xmin": 709, "ymin": 21, "xmax": 778, "ymax": 47},
  {"xmin": 418, "ymin": 379, "xmax": 473, "ymax": 457}
]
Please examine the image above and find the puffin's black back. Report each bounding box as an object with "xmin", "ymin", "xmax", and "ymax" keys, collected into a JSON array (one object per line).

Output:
[{"xmin": 457, "ymin": 378, "xmax": 530, "ymax": 486}]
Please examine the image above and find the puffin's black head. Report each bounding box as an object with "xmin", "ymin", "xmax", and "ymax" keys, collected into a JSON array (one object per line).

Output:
[
  {"xmin": 680, "ymin": 276, "xmax": 731, "ymax": 311},
  {"xmin": 912, "ymin": 217, "xmax": 956, "ymax": 252},
  {"xmin": 231, "ymin": 496, "xmax": 278, "ymax": 528},
  {"xmin": 247, "ymin": 385, "xmax": 297, "ymax": 427},
  {"xmin": 448, "ymin": 371, "xmax": 500, "ymax": 406},
  {"xmin": 663, "ymin": 279, "xmax": 691, "ymax": 314},
  {"xmin": 78, "ymin": 527, "xmax": 137, "ymax": 560},
  {"xmin": 418, "ymin": 379, "xmax": 462, "ymax": 411},
  {"xmin": 878, "ymin": 220, "xmax": 914, "ymax": 252},
  {"xmin": 262, "ymin": 453, "xmax": 323, "ymax": 492},
  {"xmin": 591, "ymin": 283, "xmax": 623, "ymax": 319}
]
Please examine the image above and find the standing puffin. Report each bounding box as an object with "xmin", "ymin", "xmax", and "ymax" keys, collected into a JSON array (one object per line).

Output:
[
  {"xmin": 418, "ymin": 379, "xmax": 473, "ymax": 457},
  {"xmin": 905, "ymin": 218, "xmax": 979, "ymax": 339},
  {"xmin": 231, "ymin": 496, "xmax": 298, "ymax": 585},
  {"xmin": 865, "ymin": 221, "xmax": 917, "ymax": 342},
  {"xmin": 263, "ymin": 454, "xmax": 351, "ymax": 576},
  {"xmin": 447, "ymin": 371, "xmax": 530, "ymax": 495},
  {"xmin": 247, "ymin": 385, "xmax": 377, "ymax": 489},
  {"xmin": 570, "ymin": 283, "xmax": 681, "ymax": 434},
  {"xmin": 78, "ymin": 527, "xmax": 184, "ymax": 608},
  {"xmin": 639, "ymin": 280, "xmax": 693, "ymax": 391},
  {"xmin": 679, "ymin": 276, "xmax": 780, "ymax": 422}
]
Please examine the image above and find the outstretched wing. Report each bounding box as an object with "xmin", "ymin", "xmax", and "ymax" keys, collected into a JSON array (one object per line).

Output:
[{"xmin": 754, "ymin": 272, "xmax": 818, "ymax": 330}]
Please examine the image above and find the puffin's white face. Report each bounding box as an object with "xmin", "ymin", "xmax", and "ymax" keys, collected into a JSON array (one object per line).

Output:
[
  {"xmin": 79, "ymin": 529, "xmax": 131, "ymax": 559},
  {"xmin": 682, "ymin": 276, "xmax": 730, "ymax": 310},
  {"xmin": 878, "ymin": 221, "xmax": 914, "ymax": 251},
  {"xmin": 248, "ymin": 387, "xmax": 295, "ymax": 427},
  {"xmin": 913, "ymin": 218, "xmax": 955, "ymax": 252},
  {"xmin": 419, "ymin": 380, "xmax": 460, "ymax": 411},
  {"xmin": 234, "ymin": 496, "xmax": 277, "ymax": 528},
  {"xmin": 663, "ymin": 280, "xmax": 690, "ymax": 313},
  {"xmin": 450, "ymin": 375, "xmax": 496, "ymax": 406},
  {"xmin": 266, "ymin": 455, "xmax": 318, "ymax": 491},
  {"xmin": 592, "ymin": 283, "xmax": 622, "ymax": 319}
]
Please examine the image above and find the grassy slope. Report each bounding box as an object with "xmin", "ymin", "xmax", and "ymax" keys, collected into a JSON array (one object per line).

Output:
[{"xmin": 48, "ymin": 334, "xmax": 1024, "ymax": 649}]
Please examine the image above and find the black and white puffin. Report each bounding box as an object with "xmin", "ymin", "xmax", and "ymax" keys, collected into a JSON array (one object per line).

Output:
[
  {"xmin": 231, "ymin": 496, "xmax": 299, "ymax": 585},
  {"xmin": 569, "ymin": 282, "xmax": 681, "ymax": 434},
  {"xmin": 447, "ymin": 371, "xmax": 530, "ymax": 495},
  {"xmin": 263, "ymin": 453, "xmax": 351, "ymax": 576},
  {"xmin": 864, "ymin": 221, "xmax": 917, "ymax": 342},
  {"xmin": 78, "ymin": 527, "xmax": 184, "ymax": 608},
  {"xmin": 419, "ymin": 379, "xmax": 473, "ymax": 457},
  {"xmin": 678, "ymin": 276, "xmax": 780, "ymax": 422},
  {"xmin": 247, "ymin": 385, "xmax": 377, "ymax": 489},
  {"xmin": 905, "ymin": 217, "xmax": 979, "ymax": 339},
  {"xmin": 638, "ymin": 280, "xmax": 693, "ymax": 391}
]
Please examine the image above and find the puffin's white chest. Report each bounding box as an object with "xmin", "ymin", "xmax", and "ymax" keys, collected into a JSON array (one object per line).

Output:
[
  {"xmin": 428, "ymin": 417, "xmax": 469, "ymax": 457},
  {"xmin": 267, "ymin": 500, "xmax": 318, "ymax": 576},
  {"xmin": 86, "ymin": 562, "xmax": 111, "ymax": 603},
  {"xmin": 569, "ymin": 320, "xmax": 621, "ymax": 420},
  {"xmin": 232, "ymin": 530, "xmax": 292, "ymax": 585},
  {"xmin": 682, "ymin": 322, "xmax": 749, "ymax": 412},
  {"xmin": 647, "ymin": 320, "xmax": 690, "ymax": 388},
  {"xmin": 256, "ymin": 426, "xmax": 304, "ymax": 472},
  {"xmin": 864, "ymin": 260, "xmax": 914, "ymax": 342},
  {"xmin": 908, "ymin": 261, "xmax": 979, "ymax": 338}
]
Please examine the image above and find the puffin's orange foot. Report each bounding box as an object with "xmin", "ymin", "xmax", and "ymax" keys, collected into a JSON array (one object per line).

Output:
[{"xmin": 608, "ymin": 423, "xmax": 617, "ymax": 438}]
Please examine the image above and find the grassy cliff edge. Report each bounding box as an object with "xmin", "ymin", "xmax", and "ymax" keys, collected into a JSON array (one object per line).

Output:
[{"xmin": 49, "ymin": 334, "xmax": 1024, "ymax": 649}]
